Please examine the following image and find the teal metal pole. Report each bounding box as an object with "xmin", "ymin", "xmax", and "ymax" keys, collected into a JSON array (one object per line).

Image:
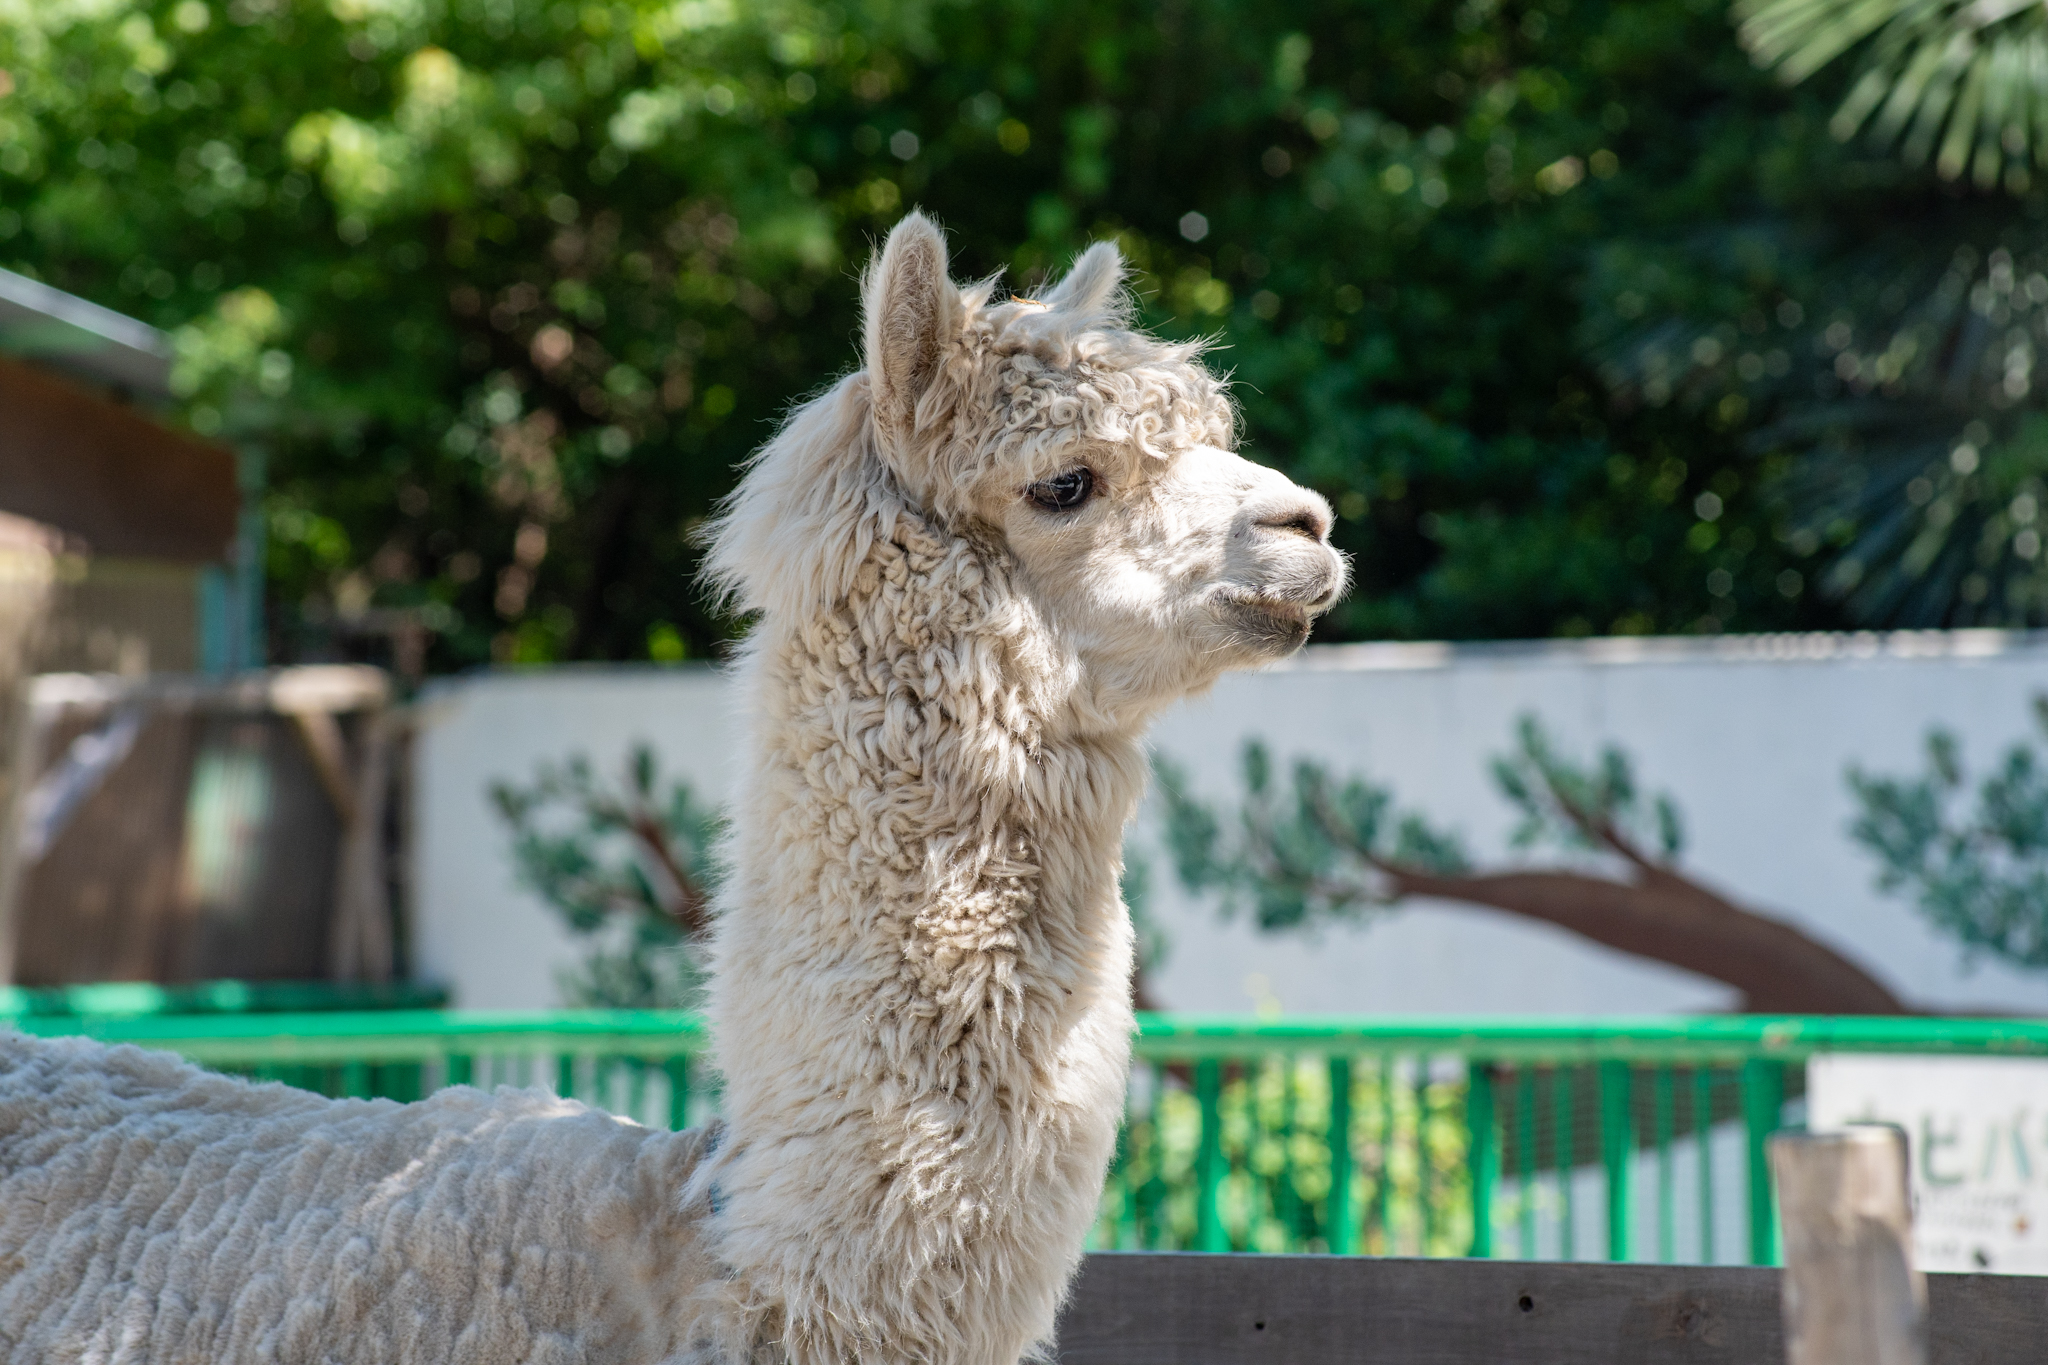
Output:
[
  {"xmin": 1195, "ymin": 1058, "xmax": 1227, "ymax": 1252},
  {"xmin": 234, "ymin": 444, "xmax": 266, "ymax": 669},
  {"xmin": 1600, "ymin": 1060, "xmax": 1633, "ymax": 1262},
  {"xmin": 1741, "ymin": 1058, "xmax": 1783, "ymax": 1265},
  {"xmin": 197, "ymin": 565, "xmax": 231, "ymax": 674},
  {"xmin": 1466, "ymin": 1060, "xmax": 1495, "ymax": 1258},
  {"xmin": 1327, "ymin": 1056, "xmax": 1356, "ymax": 1254}
]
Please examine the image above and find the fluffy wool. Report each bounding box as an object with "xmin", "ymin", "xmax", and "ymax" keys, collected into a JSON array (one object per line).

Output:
[
  {"xmin": 0, "ymin": 212, "xmax": 1344, "ymax": 1365},
  {"xmin": 0, "ymin": 1033, "xmax": 719, "ymax": 1363}
]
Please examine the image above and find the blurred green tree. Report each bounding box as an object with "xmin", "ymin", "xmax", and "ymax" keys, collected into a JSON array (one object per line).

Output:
[
  {"xmin": 1, "ymin": 0, "xmax": 2038, "ymax": 663},
  {"xmin": 1158, "ymin": 716, "xmax": 1908, "ymax": 1012},
  {"xmin": 1590, "ymin": 0, "xmax": 2048, "ymax": 630},
  {"xmin": 1850, "ymin": 696, "xmax": 2048, "ymax": 972}
]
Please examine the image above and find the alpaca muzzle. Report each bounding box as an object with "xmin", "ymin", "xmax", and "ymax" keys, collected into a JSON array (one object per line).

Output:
[{"xmin": 1218, "ymin": 481, "xmax": 1350, "ymax": 646}]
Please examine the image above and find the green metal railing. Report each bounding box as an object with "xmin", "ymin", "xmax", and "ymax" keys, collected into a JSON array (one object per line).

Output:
[
  {"xmin": 0, "ymin": 979, "xmax": 448, "ymax": 1019},
  {"xmin": 18, "ymin": 1010, "xmax": 2046, "ymax": 1265}
]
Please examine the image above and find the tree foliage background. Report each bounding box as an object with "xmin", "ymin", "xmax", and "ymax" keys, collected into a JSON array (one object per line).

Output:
[{"xmin": 4, "ymin": 0, "xmax": 2047, "ymax": 668}]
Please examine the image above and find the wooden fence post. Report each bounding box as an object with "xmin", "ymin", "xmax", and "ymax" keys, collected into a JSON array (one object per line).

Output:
[{"xmin": 1767, "ymin": 1125, "xmax": 1926, "ymax": 1365}]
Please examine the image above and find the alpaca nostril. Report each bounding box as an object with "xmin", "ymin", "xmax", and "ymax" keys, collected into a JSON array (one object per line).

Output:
[{"xmin": 1257, "ymin": 507, "xmax": 1330, "ymax": 543}]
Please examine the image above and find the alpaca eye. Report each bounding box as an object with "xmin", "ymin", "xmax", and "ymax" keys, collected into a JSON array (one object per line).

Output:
[{"xmin": 1026, "ymin": 467, "xmax": 1095, "ymax": 512}]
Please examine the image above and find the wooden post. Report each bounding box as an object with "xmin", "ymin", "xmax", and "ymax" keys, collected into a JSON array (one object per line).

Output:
[
  {"xmin": 1767, "ymin": 1125, "xmax": 1926, "ymax": 1365},
  {"xmin": 326, "ymin": 707, "xmax": 396, "ymax": 983}
]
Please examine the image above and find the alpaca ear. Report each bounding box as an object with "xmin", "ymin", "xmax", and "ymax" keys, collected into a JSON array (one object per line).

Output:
[
  {"xmin": 1041, "ymin": 240, "xmax": 1126, "ymax": 321},
  {"xmin": 862, "ymin": 211, "xmax": 958, "ymax": 439}
]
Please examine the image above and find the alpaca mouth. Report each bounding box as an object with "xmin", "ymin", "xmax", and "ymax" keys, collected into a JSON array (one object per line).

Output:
[{"xmin": 1215, "ymin": 588, "xmax": 1317, "ymax": 652}]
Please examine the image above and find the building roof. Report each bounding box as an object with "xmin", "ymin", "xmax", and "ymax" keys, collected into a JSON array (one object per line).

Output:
[
  {"xmin": 0, "ymin": 354, "xmax": 236, "ymax": 563},
  {"xmin": 0, "ymin": 267, "xmax": 172, "ymax": 401}
]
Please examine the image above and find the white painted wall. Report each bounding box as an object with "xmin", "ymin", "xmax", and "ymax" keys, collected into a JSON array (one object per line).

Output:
[
  {"xmin": 411, "ymin": 665, "xmax": 740, "ymax": 1010},
  {"xmin": 411, "ymin": 632, "xmax": 2048, "ymax": 1016}
]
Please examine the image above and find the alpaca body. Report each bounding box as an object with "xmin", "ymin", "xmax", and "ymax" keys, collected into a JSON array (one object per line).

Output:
[
  {"xmin": 0, "ymin": 213, "xmax": 1343, "ymax": 1365},
  {"xmin": 0, "ymin": 1031, "xmax": 719, "ymax": 1364}
]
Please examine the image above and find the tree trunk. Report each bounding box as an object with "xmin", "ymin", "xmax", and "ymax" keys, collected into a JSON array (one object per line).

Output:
[{"xmin": 1379, "ymin": 863, "xmax": 1909, "ymax": 1015}]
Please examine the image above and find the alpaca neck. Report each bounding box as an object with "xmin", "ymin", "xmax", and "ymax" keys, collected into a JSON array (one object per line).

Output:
[{"xmin": 703, "ymin": 512, "xmax": 1141, "ymax": 1365}]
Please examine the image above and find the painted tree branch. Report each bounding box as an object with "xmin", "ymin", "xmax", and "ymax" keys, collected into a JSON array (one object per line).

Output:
[
  {"xmin": 1406, "ymin": 744, "xmax": 1905, "ymax": 1012},
  {"xmin": 1252, "ymin": 796, "xmax": 1903, "ymax": 1014},
  {"xmin": 1161, "ymin": 719, "xmax": 1911, "ymax": 1016},
  {"xmin": 490, "ymin": 744, "xmax": 721, "ymax": 1008},
  {"xmin": 599, "ymin": 799, "xmax": 713, "ymax": 938},
  {"xmin": 1367, "ymin": 861, "xmax": 1905, "ymax": 1015}
]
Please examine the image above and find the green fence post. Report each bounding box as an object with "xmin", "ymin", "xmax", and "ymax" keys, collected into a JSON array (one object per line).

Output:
[
  {"xmin": 1247, "ymin": 1059, "xmax": 1275, "ymax": 1251},
  {"xmin": 1106, "ymin": 1118, "xmax": 1136, "ymax": 1251},
  {"xmin": 625, "ymin": 1058, "xmax": 647, "ymax": 1123},
  {"xmin": 446, "ymin": 1053, "xmax": 474, "ymax": 1088},
  {"xmin": 1741, "ymin": 1058, "xmax": 1783, "ymax": 1265},
  {"xmin": 1695, "ymin": 1067, "xmax": 1715, "ymax": 1265},
  {"xmin": 1695, "ymin": 1064, "xmax": 1712, "ymax": 1268},
  {"xmin": 666, "ymin": 1056, "xmax": 691, "ymax": 1130},
  {"xmin": 1654, "ymin": 1067, "xmax": 1675, "ymax": 1263},
  {"xmin": 1555, "ymin": 1066, "xmax": 1576, "ymax": 1261},
  {"xmin": 1274, "ymin": 1060, "xmax": 1298, "ymax": 1246},
  {"xmin": 1466, "ymin": 1060, "xmax": 1495, "ymax": 1258},
  {"xmin": 1416, "ymin": 1065, "xmax": 1435, "ymax": 1255},
  {"xmin": 1136, "ymin": 1061, "xmax": 1166, "ymax": 1250},
  {"xmin": 1327, "ymin": 1056, "xmax": 1356, "ymax": 1254},
  {"xmin": 1114, "ymin": 1113, "xmax": 1146, "ymax": 1252},
  {"xmin": 395, "ymin": 1062, "xmax": 425, "ymax": 1102},
  {"xmin": 1515, "ymin": 1066, "xmax": 1537, "ymax": 1259},
  {"xmin": 1600, "ymin": 1060, "xmax": 1633, "ymax": 1262},
  {"xmin": 1195, "ymin": 1058, "xmax": 1227, "ymax": 1252},
  {"xmin": 1377, "ymin": 1061, "xmax": 1396, "ymax": 1252}
]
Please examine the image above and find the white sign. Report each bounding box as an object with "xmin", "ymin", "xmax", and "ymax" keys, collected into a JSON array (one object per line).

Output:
[{"xmin": 1808, "ymin": 1053, "xmax": 2048, "ymax": 1275}]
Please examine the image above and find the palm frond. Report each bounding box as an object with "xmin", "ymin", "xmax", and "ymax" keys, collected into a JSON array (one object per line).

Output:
[
  {"xmin": 1592, "ymin": 226, "xmax": 2048, "ymax": 627},
  {"xmin": 1738, "ymin": 0, "xmax": 2048, "ymax": 190}
]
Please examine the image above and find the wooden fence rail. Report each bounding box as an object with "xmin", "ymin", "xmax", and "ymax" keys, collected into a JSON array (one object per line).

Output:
[{"xmin": 1055, "ymin": 1254, "xmax": 2039, "ymax": 1365}]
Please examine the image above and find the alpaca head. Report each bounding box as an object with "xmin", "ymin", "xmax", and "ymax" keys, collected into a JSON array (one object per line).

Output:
[{"xmin": 709, "ymin": 211, "xmax": 1347, "ymax": 723}]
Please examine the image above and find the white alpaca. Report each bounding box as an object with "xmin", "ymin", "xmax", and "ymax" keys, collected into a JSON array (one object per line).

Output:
[{"xmin": 0, "ymin": 213, "xmax": 1344, "ymax": 1365}]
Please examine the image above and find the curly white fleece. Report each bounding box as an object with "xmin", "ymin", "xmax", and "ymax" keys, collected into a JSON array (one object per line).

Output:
[
  {"xmin": 0, "ymin": 212, "xmax": 1323, "ymax": 1365},
  {"xmin": 0, "ymin": 1032, "xmax": 718, "ymax": 1363}
]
